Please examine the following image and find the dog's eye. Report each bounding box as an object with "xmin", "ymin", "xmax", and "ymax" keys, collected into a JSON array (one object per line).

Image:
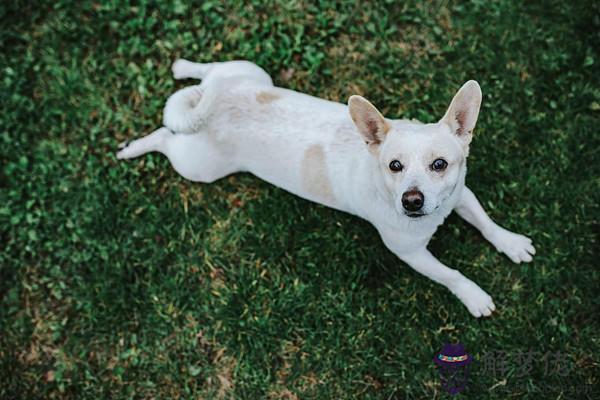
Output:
[
  {"xmin": 389, "ymin": 160, "xmax": 403, "ymax": 172},
  {"xmin": 431, "ymin": 158, "xmax": 448, "ymax": 171}
]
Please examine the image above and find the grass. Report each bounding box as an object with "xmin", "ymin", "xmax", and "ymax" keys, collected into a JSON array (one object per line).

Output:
[{"xmin": 1, "ymin": 0, "xmax": 599, "ymax": 398}]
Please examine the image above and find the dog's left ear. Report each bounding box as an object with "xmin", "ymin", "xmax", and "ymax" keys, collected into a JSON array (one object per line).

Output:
[
  {"xmin": 348, "ymin": 95, "xmax": 390, "ymax": 148},
  {"xmin": 440, "ymin": 80, "xmax": 482, "ymax": 147}
]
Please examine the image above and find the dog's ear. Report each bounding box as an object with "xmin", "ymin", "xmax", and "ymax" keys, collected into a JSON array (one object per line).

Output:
[
  {"xmin": 440, "ymin": 81, "xmax": 482, "ymax": 147},
  {"xmin": 348, "ymin": 95, "xmax": 390, "ymax": 147}
]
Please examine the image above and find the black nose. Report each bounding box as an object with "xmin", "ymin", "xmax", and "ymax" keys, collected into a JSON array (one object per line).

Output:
[{"xmin": 402, "ymin": 189, "xmax": 424, "ymax": 212}]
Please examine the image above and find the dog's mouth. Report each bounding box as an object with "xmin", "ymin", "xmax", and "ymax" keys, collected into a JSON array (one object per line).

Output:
[{"xmin": 405, "ymin": 212, "xmax": 426, "ymax": 219}]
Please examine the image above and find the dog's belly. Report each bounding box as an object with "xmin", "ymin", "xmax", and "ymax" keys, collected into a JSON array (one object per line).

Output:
[{"xmin": 207, "ymin": 85, "xmax": 366, "ymax": 214}]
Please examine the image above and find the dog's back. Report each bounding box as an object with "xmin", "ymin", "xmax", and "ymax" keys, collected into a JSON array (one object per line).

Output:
[{"xmin": 164, "ymin": 60, "xmax": 368, "ymax": 212}]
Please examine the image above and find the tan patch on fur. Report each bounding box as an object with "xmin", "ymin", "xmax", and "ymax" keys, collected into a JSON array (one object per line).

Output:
[
  {"xmin": 302, "ymin": 144, "xmax": 335, "ymax": 204},
  {"xmin": 256, "ymin": 91, "xmax": 281, "ymax": 104}
]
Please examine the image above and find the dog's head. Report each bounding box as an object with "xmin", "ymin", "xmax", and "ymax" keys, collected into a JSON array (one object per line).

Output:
[{"xmin": 348, "ymin": 81, "xmax": 482, "ymax": 218}]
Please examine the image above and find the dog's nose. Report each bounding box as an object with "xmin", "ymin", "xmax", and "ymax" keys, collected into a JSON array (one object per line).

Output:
[{"xmin": 402, "ymin": 189, "xmax": 425, "ymax": 212}]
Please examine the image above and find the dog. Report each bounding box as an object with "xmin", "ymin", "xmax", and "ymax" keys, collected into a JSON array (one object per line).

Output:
[{"xmin": 117, "ymin": 59, "xmax": 535, "ymax": 317}]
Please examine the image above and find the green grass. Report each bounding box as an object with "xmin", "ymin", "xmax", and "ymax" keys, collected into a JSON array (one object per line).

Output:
[{"xmin": 1, "ymin": 0, "xmax": 599, "ymax": 398}]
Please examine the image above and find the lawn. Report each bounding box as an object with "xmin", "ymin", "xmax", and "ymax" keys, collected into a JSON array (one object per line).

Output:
[{"xmin": 1, "ymin": 0, "xmax": 599, "ymax": 398}]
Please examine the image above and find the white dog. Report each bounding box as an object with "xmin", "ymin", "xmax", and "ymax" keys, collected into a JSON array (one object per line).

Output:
[{"xmin": 117, "ymin": 59, "xmax": 535, "ymax": 317}]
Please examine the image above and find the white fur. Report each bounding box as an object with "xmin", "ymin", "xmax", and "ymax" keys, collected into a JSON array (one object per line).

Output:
[{"xmin": 117, "ymin": 59, "xmax": 535, "ymax": 318}]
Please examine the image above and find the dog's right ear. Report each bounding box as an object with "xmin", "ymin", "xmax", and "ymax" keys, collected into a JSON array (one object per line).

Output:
[{"xmin": 348, "ymin": 95, "xmax": 390, "ymax": 147}]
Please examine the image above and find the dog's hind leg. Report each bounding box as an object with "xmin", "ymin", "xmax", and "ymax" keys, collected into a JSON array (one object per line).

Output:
[
  {"xmin": 117, "ymin": 127, "xmax": 239, "ymax": 183},
  {"xmin": 162, "ymin": 132, "xmax": 239, "ymax": 183},
  {"xmin": 172, "ymin": 59, "xmax": 273, "ymax": 86},
  {"xmin": 117, "ymin": 127, "xmax": 172, "ymax": 160},
  {"xmin": 172, "ymin": 59, "xmax": 216, "ymax": 80}
]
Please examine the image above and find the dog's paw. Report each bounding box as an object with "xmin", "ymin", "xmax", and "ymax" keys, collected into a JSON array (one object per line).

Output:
[
  {"xmin": 489, "ymin": 228, "xmax": 536, "ymax": 264},
  {"xmin": 451, "ymin": 279, "xmax": 496, "ymax": 318},
  {"xmin": 172, "ymin": 58, "xmax": 193, "ymax": 80},
  {"xmin": 115, "ymin": 139, "xmax": 139, "ymax": 159},
  {"xmin": 116, "ymin": 145, "xmax": 131, "ymax": 160}
]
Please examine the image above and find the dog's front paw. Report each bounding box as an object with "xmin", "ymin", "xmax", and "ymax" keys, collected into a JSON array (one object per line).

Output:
[
  {"xmin": 451, "ymin": 279, "xmax": 496, "ymax": 318},
  {"xmin": 489, "ymin": 228, "xmax": 536, "ymax": 264}
]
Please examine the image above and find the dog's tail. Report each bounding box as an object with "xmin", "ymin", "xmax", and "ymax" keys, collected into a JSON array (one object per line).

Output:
[{"xmin": 162, "ymin": 84, "xmax": 218, "ymax": 133}]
